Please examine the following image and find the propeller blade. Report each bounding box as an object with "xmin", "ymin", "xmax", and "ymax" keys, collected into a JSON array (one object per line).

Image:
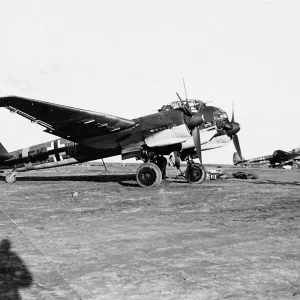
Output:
[
  {"xmin": 231, "ymin": 102, "xmax": 235, "ymax": 123},
  {"xmin": 233, "ymin": 134, "xmax": 242, "ymax": 162},
  {"xmin": 192, "ymin": 127, "xmax": 202, "ymax": 164},
  {"xmin": 176, "ymin": 92, "xmax": 193, "ymax": 117}
]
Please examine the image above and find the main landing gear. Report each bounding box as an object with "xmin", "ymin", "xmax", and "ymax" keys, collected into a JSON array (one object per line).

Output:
[
  {"xmin": 5, "ymin": 172, "xmax": 17, "ymax": 183},
  {"xmin": 185, "ymin": 162, "xmax": 207, "ymax": 184},
  {"xmin": 136, "ymin": 154, "xmax": 167, "ymax": 188},
  {"xmin": 136, "ymin": 162, "xmax": 162, "ymax": 188},
  {"xmin": 170, "ymin": 152, "xmax": 207, "ymax": 184},
  {"xmin": 136, "ymin": 153, "xmax": 207, "ymax": 188}
]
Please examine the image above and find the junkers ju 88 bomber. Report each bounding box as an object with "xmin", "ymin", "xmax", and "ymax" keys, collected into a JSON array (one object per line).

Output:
[
  {"xmin": 233, "ymin": 147, "xmax": 300, "ymax": 169},
  {"xmin": 0, "ymin": 94, "xmax": 242, "ymax": 188}
]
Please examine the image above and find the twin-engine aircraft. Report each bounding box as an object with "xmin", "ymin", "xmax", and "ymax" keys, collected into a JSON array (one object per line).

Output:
[
  {"xmin": 233, "ymin": 147, "xmax": 300, "ymax": 169},
  {"xmin": 0, "ymin": 95, "xmax": 242, "ymax": 187}
]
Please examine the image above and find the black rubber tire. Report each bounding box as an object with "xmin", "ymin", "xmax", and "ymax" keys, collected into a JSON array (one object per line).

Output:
[
  {"xmin": 185, "ymin": 163, "xmax": 206, "ymax": 184},
  {"xmin": 5, "ymin": 173, "xmax": 16, "ymax": 184},
  {"xmin": 136, "ymin": 163, "xmax": 162, "ymax": 188}
]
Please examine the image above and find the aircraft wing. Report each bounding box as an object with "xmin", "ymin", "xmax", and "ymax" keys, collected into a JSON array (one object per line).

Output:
[{"xmin": 0, "ymin": 96, "xmax": 136, "ymax": 141}]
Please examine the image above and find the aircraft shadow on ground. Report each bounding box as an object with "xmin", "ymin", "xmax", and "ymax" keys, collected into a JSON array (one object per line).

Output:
[
  {"xmin": 0, "ymin": 174, "xmax": 182, "ymax": 187},
  {"xmin": 2, "ymin": 174, "xmax": 299, "ymax": 186},
  {"xmin": 0, "ymin": 173, "xmax": 136, "ymax": 184},
  {"xmin": 0, "ymin": 238, "xmax": 33, "ymax": 300}
]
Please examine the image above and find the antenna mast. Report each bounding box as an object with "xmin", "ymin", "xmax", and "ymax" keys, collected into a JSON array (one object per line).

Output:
[{"xmin": 183, "ymin": 78, "xmax": 188, "ymax": 100}]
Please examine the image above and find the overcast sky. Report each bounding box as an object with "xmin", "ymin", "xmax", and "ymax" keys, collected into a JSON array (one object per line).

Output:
[{"xmin": 0, "ymin": 0, "xmax": 299, "ymax": 164}]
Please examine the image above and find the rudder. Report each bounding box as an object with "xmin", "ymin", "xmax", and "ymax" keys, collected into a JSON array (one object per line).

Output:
[
  {"xmin": 0, "ymin": 143, "xmax": 8, "ymax": 156},
  {"xmin": 0, "ymin": 143, "xmax": 13, "ymax": 162}
]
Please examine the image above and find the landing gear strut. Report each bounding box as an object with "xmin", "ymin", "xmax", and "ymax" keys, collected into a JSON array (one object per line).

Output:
[{"xmin": 170, "ymin": 151, "xmax": 207, "ymax": 184}]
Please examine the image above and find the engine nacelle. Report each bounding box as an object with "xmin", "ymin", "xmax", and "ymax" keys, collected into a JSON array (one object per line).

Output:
[{"xmin": 144, "ymin": 124, "xmax": 190, "ymax": 148}]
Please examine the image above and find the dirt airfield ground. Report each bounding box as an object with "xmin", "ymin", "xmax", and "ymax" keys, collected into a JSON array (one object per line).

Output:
[{"xmin": 0, "ymin": 163, "xmax": 300, "ymax": 300}]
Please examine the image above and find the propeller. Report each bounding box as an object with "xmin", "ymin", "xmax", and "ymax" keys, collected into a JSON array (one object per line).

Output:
[
  {"xmin": 232, "ymin": 134, "xmax": 242, "ymax": 162},
  {"xmin": 192, "ymin": 125, "xmax": 202, "ymax": 164},
  {"xmin": 223, "ymin": 103, "xmax": 243, "ymax": 162},
  {"xmin": 176, "ymin": 92, "xmax": 204, "ymax": 164}
]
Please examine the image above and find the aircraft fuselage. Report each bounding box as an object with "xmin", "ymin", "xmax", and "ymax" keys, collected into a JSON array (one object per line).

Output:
[
  {"xmin": 1, "ymin": 131, "xmax": 231, "ymax": 173},
  {"xmin": 1, "ymin": 139, "xmax": 119, "ymax": 172}
]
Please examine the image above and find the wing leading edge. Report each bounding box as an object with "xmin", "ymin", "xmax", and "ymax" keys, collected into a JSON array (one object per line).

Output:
[{"xmin": 0, "ymin": 96, "xmax": 136, "ymax": 141}]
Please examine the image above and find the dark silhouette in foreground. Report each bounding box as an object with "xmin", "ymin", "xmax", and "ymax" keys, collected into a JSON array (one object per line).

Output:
[{"xmin": 0, "ymin": 239, "xmax": 33, "ymax": 300}]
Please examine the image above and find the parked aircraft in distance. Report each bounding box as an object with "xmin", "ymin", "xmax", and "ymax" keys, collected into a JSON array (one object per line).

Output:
[
  {"xmin": 0, "ymin": 95, "xmax": 241, "ymax": 187},
  {"xmin": 233, "ymin": 147, "xmax": 300, "ymax": 169}
]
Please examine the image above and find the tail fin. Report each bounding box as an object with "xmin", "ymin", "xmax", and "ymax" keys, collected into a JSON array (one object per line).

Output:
[
  {"xmin": 0, "ymin": 143, "xmax": 8, "ymax": 156},
  {"xmin": 0, "ymin": 143, "xmax": 13, "ymax": 161},
  {"xmin": 233, "ymin": 152, "xmax": 245, "ymax": 165}
]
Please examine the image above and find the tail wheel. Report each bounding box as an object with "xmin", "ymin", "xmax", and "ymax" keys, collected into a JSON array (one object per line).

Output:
[
  {"xmin": 185, "ymin": 163, "xmax": 206, "ymax": 184},
  {"xmin": 5, "ymin": 173, "xmax": 16, "ymax": 184},
  {"xmin": 136, "ymin": 163, "xmax": 162, "ymax": 188}
]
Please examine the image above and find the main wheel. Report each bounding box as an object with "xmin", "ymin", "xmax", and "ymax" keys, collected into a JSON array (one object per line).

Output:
[
  {"xmin": 292, "ymin": 162, "xmax": 299, "ymax": 169},
  {"xmin": 5, "ymin": 173, "xmax": 16, "ymax": 184},
  {"xmin": 136, "ymin": 163, "xmax": 162, "ymax": 188},
  {"xmin": 185, "ymin": 163, "xmax": 206, "ymax": 184}
]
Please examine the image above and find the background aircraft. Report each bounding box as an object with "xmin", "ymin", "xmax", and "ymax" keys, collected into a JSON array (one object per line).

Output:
[
  {"xmin": 233, "ymin": 147, "xmax": 300, "ymax": 169},
  {"xmin": 0, "ymin": 95, "xmax": 242, "ymax": 187}
]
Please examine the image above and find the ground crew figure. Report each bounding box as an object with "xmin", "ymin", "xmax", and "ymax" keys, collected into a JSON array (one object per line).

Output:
[{"xmin": 0, "ymin": 239, "xmax": 33, "ymax": 300}]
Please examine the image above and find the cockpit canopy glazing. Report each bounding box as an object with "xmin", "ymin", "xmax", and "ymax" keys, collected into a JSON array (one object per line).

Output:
[{"xmin": 158, "ymin": 99, "xmax": 205, "ymax": 113}]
